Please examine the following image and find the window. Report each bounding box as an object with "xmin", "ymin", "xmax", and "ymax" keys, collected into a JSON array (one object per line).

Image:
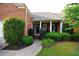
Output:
[{"xmin": 42, "ymin": 23, "xmax": 47, "ymax": 31}]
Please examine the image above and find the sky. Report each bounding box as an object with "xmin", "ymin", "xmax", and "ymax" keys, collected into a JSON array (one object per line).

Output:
[
  {"xmin": 25, "ymin": 0, "xmax": 79, "ymax": 13},
  {"xmin": 0, "ymin": 0, "xmax": 79, "ymax": 13}
]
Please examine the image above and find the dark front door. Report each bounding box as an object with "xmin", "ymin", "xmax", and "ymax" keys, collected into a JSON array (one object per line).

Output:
[{"xmin": 36, "ymin": 24, "xmax": 40, "ymax": 34}]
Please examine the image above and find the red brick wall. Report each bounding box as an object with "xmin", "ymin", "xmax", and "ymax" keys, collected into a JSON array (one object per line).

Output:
[
  {"xmin": 0, "ymin": 4, "xmax": 26, "ymax": 20},
  {"xmin": 26, "ymin": 12, "xmax": 32, "ymax": 34}
]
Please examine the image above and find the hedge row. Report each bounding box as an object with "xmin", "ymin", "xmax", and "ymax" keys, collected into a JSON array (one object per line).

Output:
[{"xmin": 45, "ymin": 32, "xmax": 79, "ymax": 41}]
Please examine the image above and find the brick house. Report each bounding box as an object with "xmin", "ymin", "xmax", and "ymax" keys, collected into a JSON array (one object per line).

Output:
[{"xmin": 0, "ymin": 3, "xmax": 63, "ymax": 37}]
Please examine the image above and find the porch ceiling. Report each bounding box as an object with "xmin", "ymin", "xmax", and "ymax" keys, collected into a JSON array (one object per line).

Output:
[{"xmin": 32, "ymin": 12, "xmax": 63, "ymax": 21}]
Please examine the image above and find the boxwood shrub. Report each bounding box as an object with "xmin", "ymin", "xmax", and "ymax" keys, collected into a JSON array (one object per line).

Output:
[
  {"xmin": 21, "ymin": 36, "xmax": 33, "ymax": 45},
  {"xmin": 62, "ymin": 32, "xmax": 71, "ymax": 41},
  {"xmin": 42, "ymin": 38, "xmax": 55, "ymax": 48},
  {"xmin": 45, "ymin": 32, "xmax": 62, "ymax": 41},
  {"xmin": 3, "ymin": 17, "xmax": 25, "ymax": 46}
]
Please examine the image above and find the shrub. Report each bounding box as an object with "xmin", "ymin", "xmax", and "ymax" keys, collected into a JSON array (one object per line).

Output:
[
  {"xmin": 3, "ymin": 17, "xmax": 25, "ymax": 46},
  {"xmin": 71, "ymin": 32, "xmax": 79, "ymax": 41},
  {"xmin": 39, "ymin": 28, "xmax": 47, "ymax": 39},
  {"xmin": 62, "ymin": 32, "xmax": 71, "ymax": 41},
  {"xmin": 45, "ymin": 32, "xmax": 62, "ymax": 41},
  {"xmin": 28, "ymin": 28, "xmax": 34, "ymax": 36},
  {"xmin": 21, "ymin": 36, "xmax": 33, "ymax": 45},
  {"xmin": 42, "ymin": 38, "xmax": 55, "ymax": 48}
]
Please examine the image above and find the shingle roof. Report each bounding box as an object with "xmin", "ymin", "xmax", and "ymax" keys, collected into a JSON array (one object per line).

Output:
[
  {"xmin": 15, "ymin": 3, "xmax": 26, "ymax": 8},
  {"xmin": 0, "ymin": 3, "xmax": 26, "ymax": 8},
  {"xmin": 32, "ymin": 12, "xmax": 63, "ymax": 21}
]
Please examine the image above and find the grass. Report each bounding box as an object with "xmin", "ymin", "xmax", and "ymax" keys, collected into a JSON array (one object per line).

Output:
[{"xmin": 37, "ymin": 42, "xmax": 79, "ymax": 56}]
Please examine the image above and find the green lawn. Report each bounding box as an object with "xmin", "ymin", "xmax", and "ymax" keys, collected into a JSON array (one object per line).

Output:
[{"xmin": 37, "ymin": 42, "xmax": 79, "ymax": 56}]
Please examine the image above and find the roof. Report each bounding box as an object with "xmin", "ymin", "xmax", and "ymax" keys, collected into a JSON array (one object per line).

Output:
[
  {"xmin": 0, "ymin": 3, "xmax": 26, "ymax": 8},
  {"xmin": 32, "ymin": 12, "xmax": 63, "ymax": 21},
  {"xmin": 15, "ymin": 3, "xmax": 26, "ymax": 8},
  {"xmin": 15, "ymin": 3, "xmax": 32, "ymax": 16}
]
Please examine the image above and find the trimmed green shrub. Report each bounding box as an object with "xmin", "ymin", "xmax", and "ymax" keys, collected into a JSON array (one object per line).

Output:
[
  {"xmin": 3, "ymin": 17, "xmax": 25, "ymax": 46},
  {"xmin": 61, "ymin": 32, "xmax": 71, "ymax": 41},
  {"xmin": 21, "ymin": 36, "xmax": 33, "ymax": 45},
  {"xmin": 42, "ymin": 38, "xmax": 55, "ymax": 48},
  {"xmin": 45, "ymin": 32, "xmax": 62, "ymax": 41},
  {"xmin": 71, "ymin": 32, "xmax": 79, "ymax": 41}
]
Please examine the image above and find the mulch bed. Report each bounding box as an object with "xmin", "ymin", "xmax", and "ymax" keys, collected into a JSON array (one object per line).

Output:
[{"xmin": 3, "ymin": 44, "xmax": 30, "ymax": 50}]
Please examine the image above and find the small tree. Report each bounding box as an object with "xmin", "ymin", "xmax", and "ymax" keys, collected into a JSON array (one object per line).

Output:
[
  {"xmin": 63, "ymin": 20, "xmax": 79, "ymax": 33},
  {"xmin": 3, "ymin": 17, "xmax": 25, "ymax": 46},
  {"xmin": 63, "ymin": 3, "xmax": 79, "ymax": 33},
  {"xmin": 64, "ymin": 3, "xmax": 79, "ymax": 20}
]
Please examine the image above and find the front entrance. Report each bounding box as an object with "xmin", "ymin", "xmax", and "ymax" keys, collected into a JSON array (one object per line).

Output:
[
  {"xmin": 36, "ymin": 24, "xmax": 40, "ymax": 34},
  {"xmin": 33, "ymin": 22, "xmax": 40, "ymax": 34},
  {"xmin": 33, "ymin": 21, "xmax": 48, "ymax": 34}
]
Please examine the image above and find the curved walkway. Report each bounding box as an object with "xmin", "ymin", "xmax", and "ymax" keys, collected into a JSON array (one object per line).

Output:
[{"xmin": 0, "ymin": 40, "xmax": 42, "ymax": 56}]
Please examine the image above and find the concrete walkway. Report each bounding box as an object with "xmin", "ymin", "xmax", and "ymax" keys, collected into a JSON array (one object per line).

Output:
[
  {"xmin": 0, "ymin": 37, "xmax": 5, "ymax": 49},
  {"xmin": 0, "ymin": 40, "xmax": 42, "ymax": 56}
]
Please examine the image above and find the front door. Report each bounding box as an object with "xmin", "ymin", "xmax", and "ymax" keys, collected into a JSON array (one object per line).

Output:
[{"xmin": 36, "ymin": 24, "xmax": 40, "ymax": 34}]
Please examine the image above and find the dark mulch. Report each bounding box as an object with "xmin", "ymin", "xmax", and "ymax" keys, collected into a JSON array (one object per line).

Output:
[{"xmin": 3, "ymin": 44, "xmax": 29, "ymax": 50}]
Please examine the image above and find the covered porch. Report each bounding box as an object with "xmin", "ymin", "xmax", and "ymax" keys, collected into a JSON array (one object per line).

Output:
[
  {"xmin": 33, "ymin": 20, "xmax": 63, "ymax": 34},
  {"xmin": 32, "ymin": 12, "xmax": 63, "ymax": 35}
]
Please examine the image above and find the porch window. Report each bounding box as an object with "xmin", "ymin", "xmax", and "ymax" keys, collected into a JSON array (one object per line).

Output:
[{"xmin": 42, "ymin": 23, "xmax": 47, "ymax": 31}]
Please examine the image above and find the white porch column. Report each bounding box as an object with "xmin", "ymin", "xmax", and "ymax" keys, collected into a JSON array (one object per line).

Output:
[
  {"xmin": 60, "ymin": 20, "xmax": 63, "ymax": 33},
  {"xmin": 40, "ymin": 21, "xmax": 42, "ymax": 28},
  {"xmin": 50, "ymin": 21, "xmax": 52, "ymax": 32}
]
